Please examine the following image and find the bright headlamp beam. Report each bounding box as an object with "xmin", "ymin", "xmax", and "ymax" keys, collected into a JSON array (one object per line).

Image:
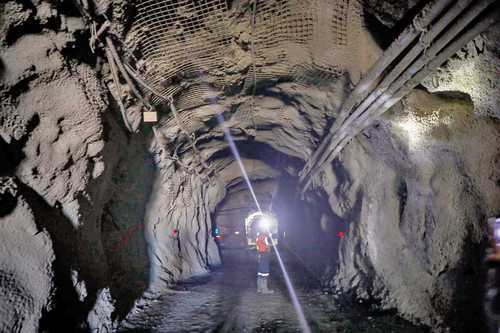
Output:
[
  {"xmin": 216, "ymin": 114, "xmax": 262, "ymax": 212},
  {"xmin": 260, "ymin": 217, "xmax": 271, "ymax": 230},
  {"xmin": 215, "ymin": 115, "xmax": 311, "ymax": 333}
]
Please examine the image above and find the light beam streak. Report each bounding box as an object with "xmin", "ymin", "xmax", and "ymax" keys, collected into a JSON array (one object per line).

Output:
[
  {"xmin": 269, "ymin": 233, "xmax": 312, "ymax": 333},
  {"xmin": 216, "ymin": 114, "xmax": 311, "ymax": 333},
  {"xmin": 216, "ymin": 114, "xmax": 261, "ymax": 212}
]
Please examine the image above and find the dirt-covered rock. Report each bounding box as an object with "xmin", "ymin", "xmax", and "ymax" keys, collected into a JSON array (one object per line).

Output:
[
  {"xmin": 0, "ymin": 177, "xmax": 54, "ymax": 333},
  {"xmin": 329, "ymin": 89, "xmax": 500, "ymax": 331}
]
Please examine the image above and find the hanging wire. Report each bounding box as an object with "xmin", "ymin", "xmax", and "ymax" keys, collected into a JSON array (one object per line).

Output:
[
  {"xmin": 106, "ymin": 47, "xmax": 133, "ymax": 132},
  {"xmin": 168, "ymin": 96, "xmax": 210, "ymax": 170},
  {"xmin": 249, "ymin": 0, "xmax": 259, "ymax": 132}
]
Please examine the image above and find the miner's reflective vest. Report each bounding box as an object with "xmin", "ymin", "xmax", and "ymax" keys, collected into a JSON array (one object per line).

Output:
[{"xmin": 256, "ymin": 233, "xmax": 269, "ymax": 253}]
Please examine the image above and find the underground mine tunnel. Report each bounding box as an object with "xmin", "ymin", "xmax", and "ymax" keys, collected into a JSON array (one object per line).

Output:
[{"xmin": 1, "ymin": 0, "xmax": 500, "ymax": 332}]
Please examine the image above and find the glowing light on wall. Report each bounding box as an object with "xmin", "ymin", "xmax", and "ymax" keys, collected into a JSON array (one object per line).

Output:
[{"xmin": 395, "ymin": 116, "xmax": 423, "ymax": 150}]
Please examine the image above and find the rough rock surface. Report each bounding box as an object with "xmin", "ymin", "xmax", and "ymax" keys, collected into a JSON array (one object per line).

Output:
[
  {"xmin": 329, "ymin": 90, "xmax": 500, "ymax": 330},
  {"xmin": 0, "ymin": 1, "xmax": 131, "ymax": 331},
  {"xmin": 422, "ymin": 27, "xmax": 500, "ymax": 117},
  {"xmin": 1, "ymin": 0, "xmax": 499, "ymax": 332},
  {"xmin": 363, "ymin": 0, "xmax": 420, "ymax": 28},
  {"xmin": 0, "ymin": 178, "xmax": 54, "ymax": 333}
]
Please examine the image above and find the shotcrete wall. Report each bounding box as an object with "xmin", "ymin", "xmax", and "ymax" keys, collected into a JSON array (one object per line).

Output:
[
  {"xmin": 326, "ymin": 90, "xmax": 500, "ymax": 330},
  {"xmin": 1, "ymin": 1, "xmax": 500, "ymax": 332}
]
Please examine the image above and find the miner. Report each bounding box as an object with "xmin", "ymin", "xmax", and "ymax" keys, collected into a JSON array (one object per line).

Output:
[{"xmin": 256, "ymin": 221, "xmax": 275, "ymax": 294}]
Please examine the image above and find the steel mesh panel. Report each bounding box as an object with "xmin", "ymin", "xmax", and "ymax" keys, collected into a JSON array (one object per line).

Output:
[
  {"xmin": 244, "ymin": 0, "xmax": 313, "ymax": 89},
  {"xmin": 124, "ymin": 0, "xmax": 362, "ymax": 114},
  {"xmin": 332, "ymin": 0, "xmax": 349, "ymax": 46},
  {"xmin": 127, "ymin": 0, "xmax": 231, "ymax": 107}
]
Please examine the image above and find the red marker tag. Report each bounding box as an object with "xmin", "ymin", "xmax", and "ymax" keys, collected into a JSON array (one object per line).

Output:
[{"xmin": 337, "ymin": 231, "xmax": 345, "ymax": 238}]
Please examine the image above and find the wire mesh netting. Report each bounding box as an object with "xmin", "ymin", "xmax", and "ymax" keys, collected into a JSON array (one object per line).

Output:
[{"xmin": 124, "ymin": 0, "xmax": 364, "ymax": 112}]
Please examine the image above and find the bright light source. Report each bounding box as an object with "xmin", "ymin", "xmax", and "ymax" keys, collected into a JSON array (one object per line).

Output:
[
  {"xmin": 396, "ymin": 117, "xmax": 421, "ymax": 147},
  {"xmin": 245, "ymin": 211, "xmax": 278, "ymax": 238},
  {"xmin": 397, "ymin": 116, "xmax": 420, "ymax": 135},
  {"xmin": 234, "ymin": 231, "xmax": 240, "ymax": 235},
  {"xmin": 260, "ymin": 217, "xmax": 271, "ymax": 231}
]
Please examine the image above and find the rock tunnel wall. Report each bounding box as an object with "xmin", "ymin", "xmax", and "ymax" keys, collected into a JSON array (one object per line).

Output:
[
  {"xmin": 144, "ymin": 157, "xmax": 224, "ymax": 290},
  {"xmin": 0, "ymin": 1, "xmax": 150, "ymax": 330},
  {"xmin": 1, "ymin": 0, "xmax": 500, "ymax": 332},
  {"xmin": 327, "ymin": 90, "xmax": 500, "ymax": 330},
  {"xmin": 142, "ymin": 77, "xmax": 346, "ymax": 290}
]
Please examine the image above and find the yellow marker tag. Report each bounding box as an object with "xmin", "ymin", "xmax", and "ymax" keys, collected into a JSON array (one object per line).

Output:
[{"xmin": 143, "ymin": 111, "xmax": 158, "ymax": 123}]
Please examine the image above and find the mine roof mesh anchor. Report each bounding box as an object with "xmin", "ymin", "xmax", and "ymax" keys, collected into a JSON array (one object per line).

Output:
[{"xmin": 122, "ymin": 0, "xmax": 364, "ymax": 114}]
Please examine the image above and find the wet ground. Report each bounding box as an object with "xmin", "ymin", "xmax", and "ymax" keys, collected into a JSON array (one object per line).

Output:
[{"xmin": 119, "ymin": 249, "xmax": 428, "ymax": 333}]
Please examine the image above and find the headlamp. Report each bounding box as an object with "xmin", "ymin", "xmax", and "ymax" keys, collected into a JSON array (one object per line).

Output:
[{"xmin": 260, "ymin": 217, "xmax": 271, "ymax": 231}]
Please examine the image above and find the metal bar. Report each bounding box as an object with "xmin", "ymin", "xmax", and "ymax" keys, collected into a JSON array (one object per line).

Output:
[
  {"xmin": 319, "ymin": 0, "xmax": 495, "ymax": 170},
  {"xmin": 328, "ymin": 0, "xmax": 475, "ymax": 152},
  {"xmin": 124, "ymin": 64, "xmax": 169, "ymax": 102},
  {"xmin": 106, "ymin": 37, "xmax": 148, "ymax": 107},
  {"xmin": 301, "ymin": 4, "xmax": 499, "ymax": 192},
  {"xmin": 300, "ymin": 0, "xmax": 455, "ymax": 178},
  {"xmin": 353, "ymin": 5, "xmax": 499, "ymax": 142}
]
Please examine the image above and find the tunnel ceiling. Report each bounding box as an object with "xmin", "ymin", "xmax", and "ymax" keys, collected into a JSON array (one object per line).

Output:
[
  {"xmin": 104, "ymin": 0, "xmax": 500, "ymax": 188},
  {"xmin": 105, "ymin": 0, "xmax": 385, "ymax": 186},
  {"xmin": 122, "ymin": 0, "xmax": 367, "ymax": 111}
]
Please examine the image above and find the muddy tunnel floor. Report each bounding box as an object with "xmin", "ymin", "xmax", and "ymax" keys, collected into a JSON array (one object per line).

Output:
[{"xmin": 119, "ymin": 249, "xmax": 428, "ymax": 333}]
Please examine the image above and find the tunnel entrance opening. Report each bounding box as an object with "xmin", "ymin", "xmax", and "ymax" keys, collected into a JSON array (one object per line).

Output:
[
  {"xmin": 212, "ymin": 165, "xmax": 342, "ymax": 289},
  {"xmin": 244, "ymin": 211, "xmax": 279, "ymax": 247},
  {"xmin": 213, "ymin": 178, "xmax": 278, "ymax": 250}
]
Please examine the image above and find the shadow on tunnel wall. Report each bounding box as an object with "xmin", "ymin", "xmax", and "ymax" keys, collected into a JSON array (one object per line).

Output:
[
  {"xmin": 17, "ymin": 181, "xmax": 92, "ymax": 332},
  {"xmin": 272, "ymin": 175, "xmax": 344, "ymax": 287},
  {"xmin": 0, "ymin": 114, "xmax": 92, "ymax": 331},
  {"xmin": 0, "ymin": 112, "xmax": 155, "ymax": 330},
  {"xmin": 100, "ymin": 132, "xmax": 154, "ymax": 320},
  {"xmin": 446, "ymin": 224, "xmax": 489, "ymax": 333},
  {"xmin": 0, "ymin": 114, "xmax": 40, "ymax": 216}
]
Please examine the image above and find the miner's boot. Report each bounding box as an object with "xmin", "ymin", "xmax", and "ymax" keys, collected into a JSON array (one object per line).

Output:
[
  {"xmin": 257, "ymin": 276, "xmax": 264, "ymax": 294},
  {"xmin": 261, "ymin": 276, "xmax": 274, "ymax": 294}
]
